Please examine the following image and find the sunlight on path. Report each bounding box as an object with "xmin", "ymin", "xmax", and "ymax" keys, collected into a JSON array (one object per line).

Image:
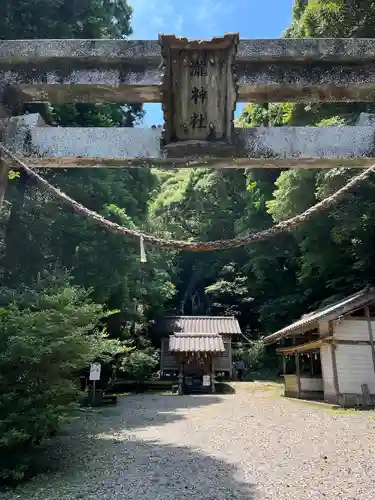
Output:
[{"xmin": 2, "ymin": 383, "xmax": 374, "ymax": 500}]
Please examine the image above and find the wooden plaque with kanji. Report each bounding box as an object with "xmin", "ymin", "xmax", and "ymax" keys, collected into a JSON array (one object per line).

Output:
[{"xmin": 159, "ymin": 33, "xmax": 239, "ymax": 146}]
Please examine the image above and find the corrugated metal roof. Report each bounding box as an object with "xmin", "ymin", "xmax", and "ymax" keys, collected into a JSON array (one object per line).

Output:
[
  {"xmin": 263, "ymin": 287, "xmax": 375, "ymax": 345},
  {"xmin": 169, "ymin": 334, "xmax": 225, "ymax": 353},
  {"xmin": 155, "ymin": 316, "xmax": 241, "ymax": 335}
]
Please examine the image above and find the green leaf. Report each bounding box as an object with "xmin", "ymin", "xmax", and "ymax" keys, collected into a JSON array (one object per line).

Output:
[
  {"xmin": 247, "ymin": 180, "xmax": 257, "ymax": 191},
  {"xmin": 7, "ymin": 170, "xmax": 20, "ymax": 180}
]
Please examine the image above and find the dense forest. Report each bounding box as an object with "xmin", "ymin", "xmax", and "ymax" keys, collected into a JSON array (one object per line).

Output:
[
  {"xmin": 164, "ymin": 0, "xmax": 375, "ymax": 333},
  {"xmin": 2, "ymin": 0, "xmax": 375, "ymax": 481}
]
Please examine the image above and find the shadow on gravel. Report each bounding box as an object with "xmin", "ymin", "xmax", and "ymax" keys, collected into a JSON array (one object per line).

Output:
[
  {"xmin": 5, "ymin": 440, "xmax": 256, "ymax": 500},
  {"xmin": 1, "ymin": 395, "xmax": 256, "ymax": 500},
  {"xmin": 72, "ymin": 393, "xmax": 227, "ymax": 432}
]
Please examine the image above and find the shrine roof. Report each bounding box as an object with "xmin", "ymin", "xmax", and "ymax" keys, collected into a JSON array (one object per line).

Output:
[
  {"xmin": 263, "ymin": 287, "xmax": 375, "ymax": 345},
  {"xmin": 169, "ymin": 334, "xmax": 225, "ymax": 353},
  {"xmin": 154, "ymin": 315, "xmax": 241, "ymax": 335}
]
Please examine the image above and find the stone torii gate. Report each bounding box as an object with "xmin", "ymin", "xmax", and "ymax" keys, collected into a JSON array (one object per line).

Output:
[{"xmin": 2, "ymin": 34, "xmax": 375, "ymax": 206}]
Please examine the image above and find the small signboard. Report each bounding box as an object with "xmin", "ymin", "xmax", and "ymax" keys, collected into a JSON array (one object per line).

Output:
[
  {"xmin": 159, "ymin": 33, "xmax": 239, "ymax": 146},
  {"xmin": 202, "ymin": 375, "xmax": 211, "ymax": 387},
  {"xmin": 89, "ymin": 362, "xmax": 101, "ymax": 381}
]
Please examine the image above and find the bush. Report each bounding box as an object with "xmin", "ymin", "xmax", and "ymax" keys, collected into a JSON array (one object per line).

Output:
[
  {"xmin": 120, "ymin": 345, "xmax": 159, "ymax": 383},
  {"xmin": 0, "ymin": 276, "xmax": 125, "ymax": 481},
  {"xmin": 234, "ymin": 340, "xmax": 279, "ymax": 378},
  {"xmin": 234, "ymin": 340, "xmax": 267, "ymax": 371}
]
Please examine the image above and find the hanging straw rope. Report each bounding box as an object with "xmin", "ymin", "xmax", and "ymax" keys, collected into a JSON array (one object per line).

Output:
[{"xmin": 1, "ymin": 143, "xmax": 374, "ymax": 252}]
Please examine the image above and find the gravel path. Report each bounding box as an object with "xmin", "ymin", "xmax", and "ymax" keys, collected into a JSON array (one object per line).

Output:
[{"xmin": 2, "ymin": 382, "xmax": 374, "ymax": 500}]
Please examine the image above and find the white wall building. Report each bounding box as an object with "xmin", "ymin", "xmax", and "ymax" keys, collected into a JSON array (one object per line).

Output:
[{"xmin": 263, "ymin": 288, "xmax": 375, "ymax": 407}]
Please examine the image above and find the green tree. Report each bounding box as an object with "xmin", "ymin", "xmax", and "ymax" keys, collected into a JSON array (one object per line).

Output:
[
  {"xmin": 0, "ymin": 0, "xmax": 133, "ymax": 39},
  {"xmin": 120, "ymin": 347, "xmax": 160, "ymax": 383},
  {"xmin": 286, "ymin": 0, "xmax": 375, "ymax": 38},
  {"xmin": 1, "ymin": 0, "xmax": 174, "ymax": 331},
  {"xmin": 156, "ymin": 0, "xmax": 375, "ymax": 338},
  {"xmin": 0, "ymin": 274, "xmax": 126, "ymax": 480}
]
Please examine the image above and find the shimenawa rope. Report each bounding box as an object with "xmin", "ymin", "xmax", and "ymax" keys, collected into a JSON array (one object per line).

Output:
[{"xmin": 1, "ymin": 143, "xmax": 374, "ymax": 252}]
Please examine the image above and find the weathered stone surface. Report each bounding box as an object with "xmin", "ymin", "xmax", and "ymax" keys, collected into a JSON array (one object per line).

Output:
[
  {"xmin": 2, "ymin": 114, "xmax": 44, "ymax": 153},
  {"xmin": 27, "ymin": 124, "xmax": 162, "ymax": 159},
  {"xmin": 356, "ymin": 112, "xmax": 375, "ymax": 126},
  {"xmin": 5, "ymin": 64, "xmax": 375, "ymax": 104},
  {"xmin": 2, "ymin": 39, "xmax": 375, "ymax": 103},
  {"xmin": 7, "ymin": 114, "xmax": 375, "ymax": 169},
  {"xmin": 0, "ymin": 39, "xmax": 162, "ymax": 64},
  {"xmin": 239, "ymin": 62, "xmax": 375, "ymax": 102},
  {"xmin": 2, "ymin": 38, "xmax": 375, "ymax": 63},
  {"xmin": 13, "ymin": 83, "xmax": 161, "ymax": 104},
  {"xmin": 0, "ymin": 113, "xmax": 44, "ymax": 206}
]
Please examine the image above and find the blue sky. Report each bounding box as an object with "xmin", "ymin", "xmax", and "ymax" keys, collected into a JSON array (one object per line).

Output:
[{"xmin": 129, "ymin": 0, "xmax": 295, "ymax": 126}]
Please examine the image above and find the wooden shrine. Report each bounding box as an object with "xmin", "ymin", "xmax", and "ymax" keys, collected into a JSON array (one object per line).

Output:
[
  {"xmin": 154, "ymin": 315, "xmax": 241, "ymax": 394},
  {"xmin": 263, "ymin": 287, "xmax": 375, "ymax": 407}
]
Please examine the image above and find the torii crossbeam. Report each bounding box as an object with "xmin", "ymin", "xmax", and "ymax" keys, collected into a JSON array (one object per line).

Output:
[{"xmin": 1, "ymin": 35, "xmax": 375, "ymax": 172}]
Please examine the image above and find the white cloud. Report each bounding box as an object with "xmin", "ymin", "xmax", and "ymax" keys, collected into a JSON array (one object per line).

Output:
[
  {"xmin": 128, "ymin": 0, "xmax": 233, "ymax": 39},
  {"xmin": 153, "ymin": 16, "xmax": 165, "ymax": 29},
  {"xmin": 174, "ymin": 15, "xmax": 184, "ymax": 34},
  {"xmin": 195, "ymin": 0, "xmax": 235, "ymax": 35},
  {"xmin": 129, "ymin": 0, "xmax": 186, "ymax": 38}
]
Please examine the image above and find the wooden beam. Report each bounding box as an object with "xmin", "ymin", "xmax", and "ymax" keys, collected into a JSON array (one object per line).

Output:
[
  {"xmin": 22, "ymin": 156, "xmax": 375, "ymax": 169},
  {"xmin": 277, "ymin": 337, "xmax": 333, "ymax": 355},
  {"xmin": 335, "ymin": 340, "xmax": 372, "ymax": 345}
]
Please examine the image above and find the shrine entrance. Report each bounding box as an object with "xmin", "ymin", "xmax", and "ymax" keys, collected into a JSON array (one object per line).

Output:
[
  {"xmin": 2, "ymin": 35, "xmax": 375, "ymax": 251},
  {"xmin": 168, "ymin": 332, "xmax": 227, "ymax": 394},
  {"xmin": 180, "ymin": 353, "xmax": 215, "ymax": 394}
]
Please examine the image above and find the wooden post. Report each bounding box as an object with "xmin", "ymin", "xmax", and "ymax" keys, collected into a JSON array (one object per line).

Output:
[
  {"xmin": 281, "ymin": 337, "xmax": 286, "ymax": 374},
  {"xmin": 310, "ymin": 354, "xmax": 314, "ymax": 376},
  {"xmin": 282, "ymin": 355, "xmax": 286, "ymax": 375},
  {"xmin": 178, "ymin": 360, "xmax": 183, "ymax": 395},
  {"xmin": 211, "ymin": 356, "xmax": 215, "ymax": 393},
  {"xmin": 295, "ymin": 353, "xmax": 301, "ymax": 398},
  {"xmin": 228, "ymin": 338, "xmax": 233, "ymax": 380},
  {"xmin": 160, "ymin": 337, "xmax": 165, "ymax": 376},
  {"xmin": 292, "ymin": 336, "xmax": 301, "ymax": 397},
  {"xmin": 329, "ymin": 321, "xmax": 340, "ymax": 404},
  {"xmin": 92, "ymin": 379, "xmax": 96, "ymax": 405},
  {"xmin": 365, "ymin": 305, "xmax": 375, "ymax": 375}
]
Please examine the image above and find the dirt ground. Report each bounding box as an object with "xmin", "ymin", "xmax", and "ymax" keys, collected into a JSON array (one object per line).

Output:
[{"xmin": 2, "ymin": 382, "xmax": 374, "ymax": 500}]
